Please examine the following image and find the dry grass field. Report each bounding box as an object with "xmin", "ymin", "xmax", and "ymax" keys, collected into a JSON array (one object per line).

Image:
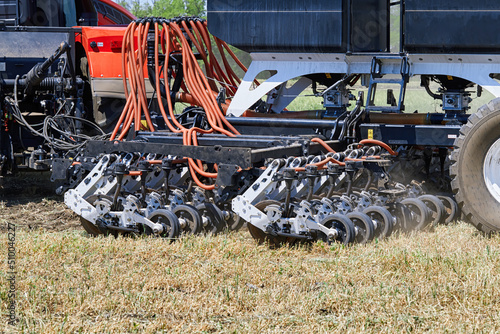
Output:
[{"xmin": 2, "ymin": 174, "xmax": 500, "ymax": 333}]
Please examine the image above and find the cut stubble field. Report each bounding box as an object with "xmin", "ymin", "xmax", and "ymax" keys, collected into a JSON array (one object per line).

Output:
[{"xmin": 2, "ymin": 176, "xmax": 500, "ymax": 333}]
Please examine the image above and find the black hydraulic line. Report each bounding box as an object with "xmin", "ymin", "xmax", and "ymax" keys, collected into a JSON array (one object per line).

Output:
[
  {"xmin": 2, "ymin": 77, "xmax": 84, "ymax": 88},
  {"xmin": 24, "ymin": 41, "xmax": 70, "ymax": 96},
  {"xmin": 422, "ymin": 78, "xmax": 443, "ymax": 100},
  {"xmin": 340, "ymin": 108, "xmax": 357, "ymax": 141}
]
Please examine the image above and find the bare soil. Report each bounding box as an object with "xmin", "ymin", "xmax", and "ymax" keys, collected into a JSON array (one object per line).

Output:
[{"xmin": 0, "ymin": 172, "xmax": 80, "ymax": 232}]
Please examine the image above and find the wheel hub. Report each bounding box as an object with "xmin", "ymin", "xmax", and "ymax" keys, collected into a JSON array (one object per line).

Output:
[{"xmin": 483, "ymin": 138, "xmax": 500, "ymax": 203}]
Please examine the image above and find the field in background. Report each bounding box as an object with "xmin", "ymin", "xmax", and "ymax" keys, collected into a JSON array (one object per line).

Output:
[{"xmin": 2, "ymin": 175, "xmax": 500, "ymax": 333}]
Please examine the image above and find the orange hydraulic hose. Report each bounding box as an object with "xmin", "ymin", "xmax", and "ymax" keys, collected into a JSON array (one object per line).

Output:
[
  {"xmin": 294, "ymin": 157, "xmax": 345, "ymax": 172},
  {"xmin": 311, "ymin": 138, "xmax": 336, "ymax": 153},
  {"xmin": 110, "ymin": 93, "xmax": 132, "ymax": 140},
  {"xmin": 359, "ymin": 139, "xmax": 398, "ymax": 156},
  {"xmin": 156, "ymin": 23, "xmax": 182, "ymax": 133},
  {"xmin": 191, "ymin": 22, "xmax": 231, "ymax": 94},
  {"xmin": 213, "ymin": 37, "xmax": 239, "ymax": 89},
  {"xmin": 135, "ymin": 21, "xmax": 154, "ymax": 132},
  {"xmin": 171, "ymin": 21, "xmax": 238, "ymax": 136},
  {"xmin": 121, "ymin": 22, "xmax": 134, "ymax": 98},
  {"xmin": 180, "ymin": 20, "xmax": 218, "ymax": 92},
  {"xmin": 162, "ymin": 24, "xmax": 186, "ymax": 132},
  {"xmin": 114, "ymin": 18, "xmax": 258, "ymax": 190}
]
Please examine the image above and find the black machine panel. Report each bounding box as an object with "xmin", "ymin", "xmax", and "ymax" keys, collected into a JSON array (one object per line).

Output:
[
  {"xmin": 207, "ymin": 0, "xmax": 345, "ymax": 53},
  {"xmin": 404, "ymin": 0, "xmax": 500, "ymax": 53},
  {"xmin": 351, "ymin": 0, "xmax": 389, "ymax": 52},
  {"xmin": 207, "ymin": 0, "xmax": 389, "ymax": 53}
]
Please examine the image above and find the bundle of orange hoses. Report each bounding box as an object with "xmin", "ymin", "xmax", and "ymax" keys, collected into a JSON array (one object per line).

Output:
[
  {"xmin": 109, "ymin": 18, "xmax": 390, "ymax": 190},
  {"xmin": 110, "ymin": 17, "xmax": 253, "ymax": 190}
]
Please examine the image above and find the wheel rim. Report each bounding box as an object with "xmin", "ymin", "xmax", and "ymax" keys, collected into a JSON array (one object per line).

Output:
[
  {"xmin": 196, "ymin": 203, "xmax": 225, "ymax": 235},
  {"xmin": 364, "ymin": 207, "xmax": 392, "ymax": 239},
  {"xmin": 148, "ymin": 209, "xmax": 180, "ymax": 239},
  {"xmin": 150, "ymin": 214, "xmax": 171, "ymax": 235},
  {"xmin": 332, "ymin": 221, "xmax": 348, "ymax": 244},
  {"xmin": 367, "ymin": 212, "xmax": 383, "ymax": 237},
  {"xmin": 321, "ymin": 215, "xmax": 354, "ymax": 245},
  {"xmin": 387, "ymin": 203, "xmax": 407, "ymax": 232},
  {"xmin": 346, "ymin": 212, "xmax": 374, "ymax": 244},
  {"xmin": 401, "ymin": 199, "xmax": 428, "ymax": 231},
  {"xmin": 438, "ymin": 195, "xmax": 458, "ymax": 224},
  {"xmin": 418, "ymin": 196, "xmax": 443, "ymax": 227},
  {"xmin": 483, "ymin": 138, "xmax": 500, "ymax": 203},
  {"xmin": 173, "ymin": 205, "xmax": 202, "ymax": 235}
]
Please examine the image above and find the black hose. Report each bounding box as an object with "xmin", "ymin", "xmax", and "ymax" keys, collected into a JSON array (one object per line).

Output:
[{"xmin": 364, "ymin": 170, "xmax": 373, "ymax": 191}]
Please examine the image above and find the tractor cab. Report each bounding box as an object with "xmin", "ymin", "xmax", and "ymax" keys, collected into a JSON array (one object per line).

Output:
[{"xmin": 0, "ymin": 0, "xmax": 134, "ymax": 27}]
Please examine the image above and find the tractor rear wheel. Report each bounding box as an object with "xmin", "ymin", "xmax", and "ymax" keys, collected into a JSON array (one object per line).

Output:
[{"xmin": 451, "ymin": 98, "xmax": 500, "ymax": 234}]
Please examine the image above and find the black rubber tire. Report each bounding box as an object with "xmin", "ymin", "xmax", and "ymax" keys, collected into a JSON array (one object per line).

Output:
[
  {"xmin": 147, "ymin": 209, "xmax": 180, "ymax": 240},
  {"xmin": 319, "ymin": 214, "xmax": 356, "ymax": 245},
  {"xmin": 418, "ymin": 194, "xmax": 446, "ymax": 227},
  {"xmin": 437, "ymin": 195, "xmax": 459, "ymax": 225},
  {"xmin": 401, "ymin": 198, "xmax": 430, "ymax": 231},
  {"xmin": 363, "ymin": 206, "xmax": 393, "ymax": 239},
  {"xmin": 451, "ymin": 98, "xmax": 500, "ymax": 234},
  {"xmin": 386, "ymin": 202, "xmax": 411, "ymax": 233},
  {"xmin": 346, "ymin": 212, "xmax": 374, "ymax": 244},
  {"xmin": 196, "ymin": 202, "xmax": 226, "ymax": 235},
  {"xmin": 172, "ymin": 204, "xmax": 203, "ymax": 235}
]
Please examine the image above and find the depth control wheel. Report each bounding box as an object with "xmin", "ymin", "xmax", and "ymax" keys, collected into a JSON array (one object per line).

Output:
[
  {"xmin": 387, "ymin": 202, "xmax": 411, "ymax": 233},
  {"xmin": 227, "ymin": 213, "xmax": 246, "ymax": 231},
  {"xmin": 363, "ymin": 206, "xmax": 393, "ymax": 239},
  {"xmin": 147, "ymin": 209, "xmax": 180, "ymax": 240},
  {"xmin": 346, "ymin": 211, "xmax": 374, "ymax": 244},
  {"xmin": 401, "ymin": 198, "xmax": 430, "ymax": 232},
  {"xmin": 319, "ymin": 214, "xmax": 355, "ymax": 245},
  {"xmin": 438, "ymin": 195, "xmax": 459, "ymax": 225},
  {"xmin": 172, "ymin": 204, "xmax": 202, "ymax": 235},
  {"xmin": 418, "ymin": 195, "xmax": 446, "ymax": 227},
  {"xmin": 196, "ymin": 202, "xmax": 226, "ymax": 235}
]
